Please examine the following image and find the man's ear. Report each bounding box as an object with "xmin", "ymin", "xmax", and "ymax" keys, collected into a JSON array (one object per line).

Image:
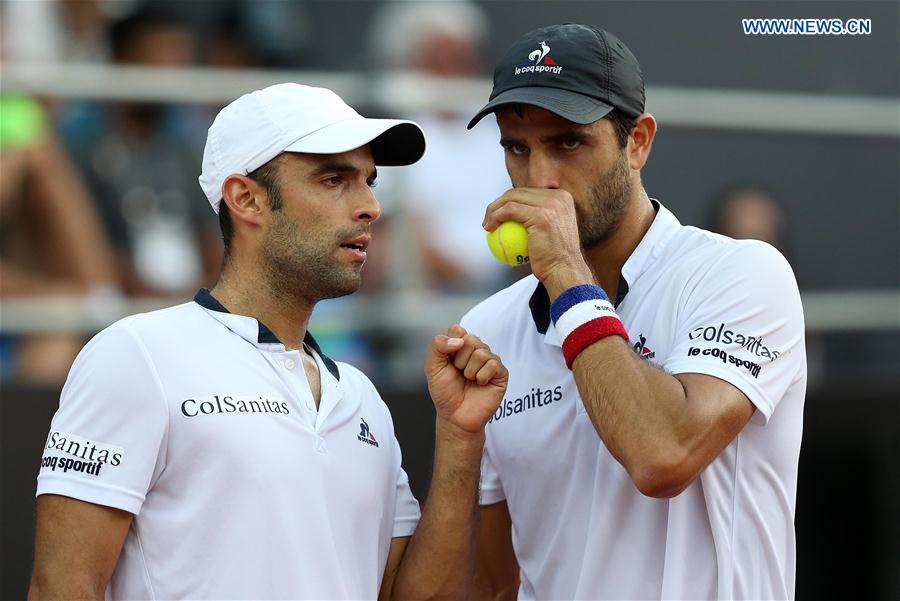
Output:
[
  {"xmin": 221, "ymin": 174, "xmax": 265, "ymax": 228},
  {"xmin": 628, "ymin": 113, "xmax": 657, "ymax": 171}
]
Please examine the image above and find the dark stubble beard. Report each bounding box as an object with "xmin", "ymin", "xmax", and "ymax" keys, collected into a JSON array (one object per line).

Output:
[
  {"xmin": 261, "ymin": 211, "xmax": 365, "ymax": 303},
  {"xmin": 577, "ymin": 148, "xmax": 632, "ymax": 250}
]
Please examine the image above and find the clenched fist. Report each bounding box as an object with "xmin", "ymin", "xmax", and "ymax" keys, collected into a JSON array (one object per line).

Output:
[{"xmin": 425, "ymin": 324, "xmax": 508, "ymax": 435}]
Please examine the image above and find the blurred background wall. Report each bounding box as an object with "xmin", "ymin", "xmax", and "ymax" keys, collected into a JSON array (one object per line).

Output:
[{"xmin": 1, "ymin": 0, "xmax": 897, "ymax": 598}]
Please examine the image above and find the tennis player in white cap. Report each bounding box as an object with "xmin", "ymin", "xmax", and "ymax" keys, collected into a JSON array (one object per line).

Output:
[{"xmin": 30, "ymin": 83, "xmax": 507, "ymax": 600}]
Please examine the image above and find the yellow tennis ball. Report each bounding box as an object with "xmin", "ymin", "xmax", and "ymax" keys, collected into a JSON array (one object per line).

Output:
[{"xmin": 486, "ymin": 221, "xmax": 530, "ymax": 266}]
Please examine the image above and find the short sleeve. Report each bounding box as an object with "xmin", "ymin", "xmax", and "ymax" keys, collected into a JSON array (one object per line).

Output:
[
  {"xmin": 479, "ymin": 440, "xmax": 506, "ymax": 505},
  {"xmin": 36, "ymin": 322, "xmax": 169, "ymax": 515},
  {"xmin": 391, "ymin": 438, "xmax": 421, "ymax": 538},
  {"xmin": 662, "ymin": 242, "xmax": 805, "ymax": 424}
]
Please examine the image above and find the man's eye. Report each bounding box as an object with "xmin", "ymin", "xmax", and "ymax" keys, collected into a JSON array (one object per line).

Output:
[
  {"xmin": 561, "ymin": 139, "xmax": 581, "ymax": 150},
  {"xmin": 324, "ymin": 176, "xmax": 343, "ymax": 187},
  {"xmin": 504, "ymin": 143, "xmax": 528, "ymax": 156}
]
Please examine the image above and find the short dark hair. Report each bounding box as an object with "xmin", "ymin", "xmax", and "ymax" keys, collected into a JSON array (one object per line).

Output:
[
  {"xmin": 605, "ymin": 109, "xmax": 636, "ymax": 148},
  {"xmin": 219, "ymin": 156, "xmax": 284, "ymax": 261}
]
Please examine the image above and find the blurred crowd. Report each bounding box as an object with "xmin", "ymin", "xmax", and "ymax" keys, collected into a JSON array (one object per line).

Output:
[{"xmin": 0, "ymin": 0, "xmax": 788, "ymax": 386}]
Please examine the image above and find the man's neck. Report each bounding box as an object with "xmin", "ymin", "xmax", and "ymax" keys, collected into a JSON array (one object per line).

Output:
[
  {"xmin": 210, "ymin": 263, "xmax": 315, "ymax": 350},
  {"xmin": 583, "ymin": 191, "xmax": 656, "ymax": 298}
]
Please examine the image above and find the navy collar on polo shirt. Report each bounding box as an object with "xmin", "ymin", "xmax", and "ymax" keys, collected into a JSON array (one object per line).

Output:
[
  {"xmin": 530, "ymin": 199, "xmax": 678, "ymax": 336},
  {"xmin": 193, "ymin": 288, "xmax": 340, "ymax": 380}
]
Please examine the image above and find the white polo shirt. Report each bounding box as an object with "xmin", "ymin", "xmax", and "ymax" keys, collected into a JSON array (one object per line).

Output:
[
  {"xmin": 461, "ymin": 201, "xmax": 806, "ymax": 600},
  {"xmin": 36, "ymin": 289, "xmax": 420, "ymax": 600}
]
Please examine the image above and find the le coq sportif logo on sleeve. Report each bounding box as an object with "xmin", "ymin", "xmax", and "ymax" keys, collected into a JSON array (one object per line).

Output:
[
  {"xmin": 40, "ymin": 431, "xmax": 124, "ymax": 477},
  {"xmin": 687, "ymin": 323, "xmax": 783, "ymax": 380}
]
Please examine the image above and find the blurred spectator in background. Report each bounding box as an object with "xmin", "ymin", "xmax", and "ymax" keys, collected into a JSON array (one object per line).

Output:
[
  {"xmin": 203, "ymin": 4, "xmax": 262, "ymax": 70},
  {"xmin": 227, "ymin": 0, "xmax": 312, "ymax": 68},
  {"xmin": 0, "ymin": 0, "xmax": 130, "ymax": 63},
  {"xmin": 172, "ymin": 0, "xmax": 312, "ymax": 69},
  {"xmin": 0, "ymin": 96, "xmax": 120, "ymax": 383},
  {"xmin": 706, "ymin": 184, "xmax": 825, "ymax": 384},
  {"xmin": 60, "ymin": 7, "xmax": 221, "ymax": 298},
  {"xmin": 708, "ymin": 184, "xmax": 789, "ymax": 254},
  {"xmin": 367, "ymin": 0, "xmax": 516, "ymax": 294}
]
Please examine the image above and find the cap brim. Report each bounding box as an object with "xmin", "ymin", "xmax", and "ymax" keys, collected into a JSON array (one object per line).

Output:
[
  {"xmin": 285, "ymin": 117, "xmax": 425, "ymax": 166},
  {"xmin": 467, "ymin": 87, "xmax": 614, "ymax": 129}
]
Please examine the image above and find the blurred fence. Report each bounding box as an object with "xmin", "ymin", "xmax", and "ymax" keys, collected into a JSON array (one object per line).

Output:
[
  {"xmin": 1, "ymin": 289, "xmax": 898, "ymax": 334},
  {"xmin": 3, "ymin": 62, "xmax": 899, "ymax": 136}
]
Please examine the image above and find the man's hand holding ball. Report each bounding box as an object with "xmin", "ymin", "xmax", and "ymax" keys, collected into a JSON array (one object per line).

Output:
[{"xmin": 483, "ymin": 187, "xmax": 594, "ymax": 296}]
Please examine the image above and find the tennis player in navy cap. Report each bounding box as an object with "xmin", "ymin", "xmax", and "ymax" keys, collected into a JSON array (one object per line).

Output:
[{"xmin": 463, "ymin": 24, "xmax": 805, "ymax": 600}]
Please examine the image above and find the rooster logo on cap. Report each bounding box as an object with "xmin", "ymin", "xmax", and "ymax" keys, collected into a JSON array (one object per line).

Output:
[
  {"xmin": 527, "ymin": 41, "xmax": 558, "ymax": 66},
  {"xmin": 528, "ymin": 41, "xmax": 551, "ymax": 64}
]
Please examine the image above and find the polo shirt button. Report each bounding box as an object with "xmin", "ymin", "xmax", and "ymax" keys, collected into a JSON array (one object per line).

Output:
[
  {"xmin": 315, "ymin": 436, "xmax": 326, "ymax": 453},
  {"xmin": 284, "ymin": 358, "xmax": 295, "ymax": 370}
]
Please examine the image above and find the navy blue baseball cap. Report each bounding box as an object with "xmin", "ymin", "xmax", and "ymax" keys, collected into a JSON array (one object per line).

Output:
[{"xmin": 468, "ymin": 23, "xmax": 645, "ymax": 128}]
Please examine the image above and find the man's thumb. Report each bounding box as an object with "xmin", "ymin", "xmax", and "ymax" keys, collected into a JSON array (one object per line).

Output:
[{"xmin": 425, "ymin": 335, "xmax": 464, "ymax": 374}]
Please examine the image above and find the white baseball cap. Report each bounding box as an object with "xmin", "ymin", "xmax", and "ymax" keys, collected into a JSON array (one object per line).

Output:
[{"xmin": 199, "ymin": 83, "xmax": 426, "ymax": 213}]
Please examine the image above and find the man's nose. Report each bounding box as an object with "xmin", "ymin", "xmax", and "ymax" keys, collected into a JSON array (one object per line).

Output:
[
  {"xmin": 353, "ymin": 188, "xmax": 381, "ymax": 223},
  {"xmin": 525, "ymin": 153, "xmax": 561, "ymax": 189}
]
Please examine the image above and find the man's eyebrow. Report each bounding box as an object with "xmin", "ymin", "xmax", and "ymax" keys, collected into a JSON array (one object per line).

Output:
[
  {"xmin": 540, "ymin": 131, "xmax": 593, "ymax": 144},
  {"xmin": 499, "ymin": 136, "xmax": 524, "ymax": 147},
  {"xmin": 310, "ymin": 162, "xmax": 357, "ymax": 176},
  {"xmin": 310, "ymin": 162, "xmax": 377, "ymax": 181},
  {"xmin": 499, "ymin": 131, "xmax": 594, "ymax": 147}
]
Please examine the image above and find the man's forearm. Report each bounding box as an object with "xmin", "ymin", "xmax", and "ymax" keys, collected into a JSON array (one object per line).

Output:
[
  {"xmin": 571, "ymin": 336, "xmax": 693, "ymax": 491},
  {"xmin": 29, "ymin": 570, "xmax": 107, "ymax": 600},
  {"xmin": 390, "ymin": 418, "xmax": 484, "ymax": 600},
  {"xmin": 572, "ymin": 329, "xmax": 758, "ymax": 500},
  {"xmin": 544, "ymin": 273, "xmax": 697, "ymax": 494}
]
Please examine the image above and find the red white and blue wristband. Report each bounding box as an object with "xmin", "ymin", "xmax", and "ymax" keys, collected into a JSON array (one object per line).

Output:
[{"xmin": 550, "ymin": 284, "xmax": 629, "ymax": 369}]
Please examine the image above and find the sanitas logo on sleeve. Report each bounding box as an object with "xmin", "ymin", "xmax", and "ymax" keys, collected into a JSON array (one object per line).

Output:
[
  {"xmin": 686, "ymin": 323, "xmax": 784, "ymax": 379},
  {"xmin": 40, "ymin": 431, "xmax": 124, "ymax": 477},
  {"xmin": 688, "ymin": 323, "xmax": 781, "ymax": 360},
  {"xmin": 515, "ymin": 40, "xmax": 563, "ymax": 75}
]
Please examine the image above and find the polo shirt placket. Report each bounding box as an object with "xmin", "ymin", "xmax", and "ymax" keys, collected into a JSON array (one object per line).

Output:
[{"xmin": 193, "ymin": 289, "xmax": 344, "ymax": 447}]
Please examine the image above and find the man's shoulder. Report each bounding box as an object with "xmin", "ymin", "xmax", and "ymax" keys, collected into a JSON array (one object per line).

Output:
[
  {"xmin": 64, "ymin": 303, "xmax": 201, "ymax": 393},
  {"xmin": 84, "ymin": 302, "xmax": 204, "ymax": 357},
  {"xmin": 115, "ymin": 301, "xmax": 206, "ymax": 338},
  {"xmin": 665, "ymin": 226, "xmax": 794, "ymax": 283},
  {"xmin": 461, "ymin": 274, "xmax": 539, "ymax": 331},
  {"xmin": 658, "ymin": 227, "xmax": 802, "ymax": 330}
]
